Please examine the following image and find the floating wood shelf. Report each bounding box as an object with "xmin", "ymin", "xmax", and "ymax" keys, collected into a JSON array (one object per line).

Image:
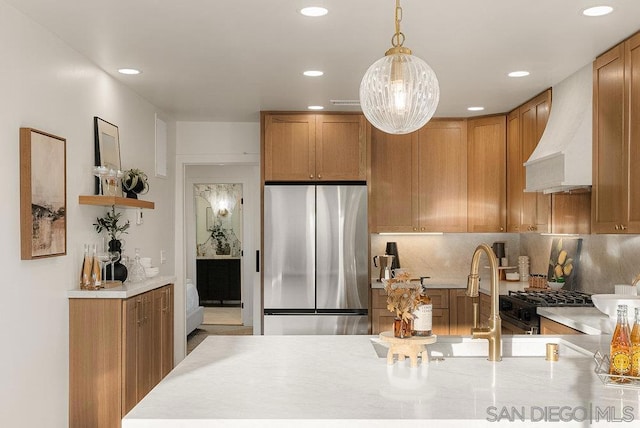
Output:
[{"xmin": 78, "ymin": 195, "xmax": 155, "ymax": 209}]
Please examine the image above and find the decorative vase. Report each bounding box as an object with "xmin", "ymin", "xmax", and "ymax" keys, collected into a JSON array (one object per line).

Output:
[
  {"xmin": 123, "ymin": 179, "xmax": 145, "ymax": 199},
  {"xmin": 106, "ymin": 239, "xmax": 128, "ymax": 282},
  {"xmin": 393, "ymin": 317, "xmax": 413, "ymax": 338}
]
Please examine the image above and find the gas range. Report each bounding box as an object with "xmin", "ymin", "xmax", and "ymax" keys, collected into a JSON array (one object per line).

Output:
[{"xmin": 498, "ymin": 290, "xmax": 593, "ymax": 334}]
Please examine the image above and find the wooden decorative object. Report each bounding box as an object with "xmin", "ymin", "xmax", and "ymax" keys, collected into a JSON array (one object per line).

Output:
[
  {"xmin": 20, "ymin": 128, "xmax": 67, "ymax": 259},
  {"xmin": 379, "ymin": 331, "xmax": 437, "ymax": 367}
]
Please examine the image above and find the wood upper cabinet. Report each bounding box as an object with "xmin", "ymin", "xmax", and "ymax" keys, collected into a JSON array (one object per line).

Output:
[
  {"xmin": 593, "ymin": 32, "xmax": 640, "ymax": 233},
  {"xmin": 369, "ymin": 119, "xmax": 467, "ymax": 233},
  {"xmin": 506, "ymin": 109, "xmax": 523, "ymax": 232},
  {"xmin": 417, "ymin": 120, "xmax": 468, "ymax": 232},
  {"xmin": 467, "ymin": 115, "xmax": 507, "ymax": 232},
  {"xmin": 369, "ymin": 129, "xmax": 417, "ymax": 232},
  {"xmin": 262, "ymin": 113, "xmax": 366, "ymax": 182},
  {"xmin": 507, "ymin": 90, "xmax": 552, "ymax": 233},
  {"xmin": 70, "ymin": 284, "xmax": 174, "ymax": 428}
]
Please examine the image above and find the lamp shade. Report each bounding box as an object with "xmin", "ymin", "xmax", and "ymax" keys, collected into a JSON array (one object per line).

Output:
[{"xmin": 360, "ymin": 52, "xmax": 440, "ymax": 135}]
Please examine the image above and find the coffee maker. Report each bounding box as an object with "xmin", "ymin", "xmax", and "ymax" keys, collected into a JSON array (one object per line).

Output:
[
  {"xmin": 385, "ymin": 242, "xmax": 401, "ymax": 270},
  {"xmin": 373, "ymin": 255, "xmax": 395, "ymax": 282}
]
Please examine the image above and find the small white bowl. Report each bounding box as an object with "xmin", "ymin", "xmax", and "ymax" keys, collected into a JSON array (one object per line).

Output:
[
  {"xmin": 144, "ymin": 266, "xmax": 159, "ymax": 278},
  {"xmin": 547, "ymin": 281, "xmax": 564, "ymax": 291}
]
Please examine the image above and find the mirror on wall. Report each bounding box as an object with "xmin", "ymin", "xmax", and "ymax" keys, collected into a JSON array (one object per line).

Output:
[{"xmin": 194, "ymin": 183, "xmax": 242, "ymax": 257}]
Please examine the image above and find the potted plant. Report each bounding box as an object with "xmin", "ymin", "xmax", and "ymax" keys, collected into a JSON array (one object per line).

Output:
[{"xmin": 121, "ymin": 168, "xmax": 149, "ymax": 199}]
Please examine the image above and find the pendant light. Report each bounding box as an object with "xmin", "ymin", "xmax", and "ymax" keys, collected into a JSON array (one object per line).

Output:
[{"xmin": 359, "ymin": 0, "xmax": 440, "ymax": 135}]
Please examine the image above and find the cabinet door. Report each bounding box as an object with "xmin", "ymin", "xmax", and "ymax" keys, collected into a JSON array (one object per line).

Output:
[
  {"xmin": 540, "ymin": 317, "xmax": 581, "ymax": 335},
  {"xmin": 627, "ymin": 33, "xmax": 640, "ymax": 233},
  {"xmin": 369, "ymin": 127, "xmax": 418, "ymax": 232},
  {"xmin": 417, "ymin": 120, "xmax": 468, "ymax": 232},
  {"xmin": 316, "ymin": 115, "xmax": 366, "ymax": 181},
  {"xmin": 137, "ymin": 293, "xmax": 154, "ymax": 401},
  {"xmin": 161, "ymin": 285, "xmax": 174, "ymax": 377},
  {"xmin": 467, "ymin": 115, "xmax": 507, "ymax": 232},
  {"xmin": 520, "ymin": 91, "xmax": 551, "ymax": 233},
  {"xmin": 506, "ymin": 109, "xmax": 522, "ymax": 232},
  {"xmin": 551, "ymin": 192, "xmax": 591, "ymax": 234},
  {"xmin": 592, "ymin": 44, "xmax": 626, "ymax": 232},
  {"xmin": 449, "ymin": 289, "xmax": 477, "ymax": 335},
  {"xmin": 122, "ymin": 296, "xmax": 141, "ymax": 415},
  {"xmin": 479, "ymin": 292, "xmax": 491, "ymax": 328},
  {"xmin": 263, "ymin": 114, "xmax": 316, "ymax": 181},
  {"xmin": 432, "ymin": 309, "xmax": 450, "ymax": 335}
]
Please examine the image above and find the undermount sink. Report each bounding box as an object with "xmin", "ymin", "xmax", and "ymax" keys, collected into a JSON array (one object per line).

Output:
[{"xmin": 371, "ymin": 335, "xmax": 592, "ymax": 359}]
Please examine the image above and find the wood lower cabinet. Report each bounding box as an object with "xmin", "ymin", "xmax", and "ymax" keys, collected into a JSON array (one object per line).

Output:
[
  {"xmin": 592, "ymin": 32, "xmax": 640, "ymax": 233},
  {"xmin": 262, "ymin": 112, "xmax": 366, "ymax": 182},
  {"xmin": 540, "ymin": 317, "xmax": 582, "ymax": 335},
  {"xmin": 467, "ymin": 115, "xmax": 507, "ymax": 232},
  {"xmin": 370, "ymin": 119, "xmax": 467, "ymax": 233},
  {"xmin": 69, "ymin": 284, "xmax": 174, "ymax": 428},
  {"xmin": 449, "ymin": 289, "xmax": 478, "ymax": 335},
  {"xmin": 371, "ymin": 288, "xmax": 473, "ymax": 336}
]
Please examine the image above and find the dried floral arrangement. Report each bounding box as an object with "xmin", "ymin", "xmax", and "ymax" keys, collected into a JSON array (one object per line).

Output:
[{"xmin": 383, "ymin": 272, "xmax": 421, "ymax": 322}]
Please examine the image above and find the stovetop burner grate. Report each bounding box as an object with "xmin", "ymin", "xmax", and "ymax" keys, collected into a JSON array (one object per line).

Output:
[{"xmin": 506, "ymin": 290, "xmax": 593, "ymax": 307}]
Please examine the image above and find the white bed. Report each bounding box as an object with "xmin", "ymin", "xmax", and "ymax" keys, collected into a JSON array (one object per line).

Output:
[{"xmin": 186, "ymin": 279, "xmax": 204, "ymax": 335}]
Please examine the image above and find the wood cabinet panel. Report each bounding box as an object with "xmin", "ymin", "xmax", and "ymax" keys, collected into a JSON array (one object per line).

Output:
[
  {"xmin": 593, "ymin": 44, "xmax": 626, "ymax": 232},
  {"xmin": 506, "ymin": 109, "xmax": 522, "ymax": 232},
  {"xmin": 540, "ymin": 317, "xmax": 582, "ymax": 335},
  {"xmin": 369, "ymin": 129, "xmax": 417, "ymax": 232},
  {"xmin": 70, "ymin": 299, "xmax": 122, "ymax": 428},
  {"xmin": 626, "ymin": 33, "xmax": 640, "ymax": 232},
  {"xmin": 316, "ymin": 115, "xmax": 366, "ymax": 180},
  {"xmin": 432, "ymin": 308, "xmax": 450, "ymax": 335},
  {"xmin": 520, "ymin": 90, "xmax": 551, "ymax": 233},
  {"xmin": 263, "ymin": 114, "xmax": 315, "ymax": 181},
  {"xmin": 479, "ymin": 292, "xmax": 491, "ymax": 328},
  {"xmin": 551, "ymin": 192, "xmax": 591, "ymax": 234},
  {"xmin": 417, "ymin": 120, "xmax": 468, "ymax": 232},
  {"xmin": 449, "ymin": 289, "xmax": 478, "ymax": 335},
  {"xmin": 467, "ymin": 115, "xmax": 507, "ymax": 232}
]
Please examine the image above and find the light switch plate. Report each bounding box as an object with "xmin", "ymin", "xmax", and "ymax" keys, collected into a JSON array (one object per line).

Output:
[
  {"xmin": 160, "ymin": 250, "xmax": 166, "ymax": 264},
  {"xmin": 136, "ymin": 208, "xmax": 143, "ymax": 225}
]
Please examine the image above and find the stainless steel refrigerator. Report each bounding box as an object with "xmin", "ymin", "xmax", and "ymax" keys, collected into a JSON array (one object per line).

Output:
[{"xmin": 263, "ymin": 184, "xmax": 368, "ymax": 334}]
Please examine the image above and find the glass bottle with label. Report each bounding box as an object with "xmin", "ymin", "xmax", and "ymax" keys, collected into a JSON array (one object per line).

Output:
[
  {"xmin": 80, "ymin": 244, "xmax": 92, "ymax": 290},
  {"xmin": 412, "ymin": 287, "xmax": 433, "ymax": 336},
  {"xmin": 630, "ymin": 307, "xmax": 640, "ymax": 378},
  {"xmin": 610, "ymin": 304, "xmax": 632, "ymax": 383}
]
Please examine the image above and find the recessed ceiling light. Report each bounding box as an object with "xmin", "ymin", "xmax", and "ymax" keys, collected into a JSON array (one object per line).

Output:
[
  {"xmin": 508, "ymin": 70, "xmax": 530, "ymax": 78},
  {"xmin": 467, "ymin": 107, "xmax": 485, "ymax": 111},
  {"xmin": 582, "ymin": 6, "xmax": 613, "ymax": 17},
  {"xmin": 118, "ymin": 68, "xmax": 141, "ymax": 75},
  {"xmin": 303, "ymin": 70, "xmax": 324, "ymax": 77},
  {"xmin": 300, "ymin": 7, "xmax": 328, "ymax": 17},
  {"xmin": 308, "ymin": 105, "xmax": 324, "ymax": 110}
]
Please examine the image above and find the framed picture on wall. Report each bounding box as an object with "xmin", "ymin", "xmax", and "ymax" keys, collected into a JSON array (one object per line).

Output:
[
  {"xmin": 94, "ymin": 116, "xmax": 123, "ymax": 196},
  {"xmin": 20, "ymin": 128, "xmax": 67, "ymax": 259}
]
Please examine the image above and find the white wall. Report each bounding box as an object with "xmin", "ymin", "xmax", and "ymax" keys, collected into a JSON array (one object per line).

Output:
[
  {"xmin": 175, "ymin": 122, "xmax": 261, "ymax": 334},
  {"xmin": 0, "ymin": 3, "xmax": 176, "ymax": 427}
]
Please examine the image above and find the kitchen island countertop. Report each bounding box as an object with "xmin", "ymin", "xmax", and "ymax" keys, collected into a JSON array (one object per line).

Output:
[{"xmin": 123, "ymin": 334, "xmax": 638, "ymax": 427}]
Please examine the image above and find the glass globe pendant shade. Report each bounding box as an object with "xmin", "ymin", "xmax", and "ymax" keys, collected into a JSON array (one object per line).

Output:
[{"xmin": 360, "ymin": 52, "xmax": 440, "ymax": 135}]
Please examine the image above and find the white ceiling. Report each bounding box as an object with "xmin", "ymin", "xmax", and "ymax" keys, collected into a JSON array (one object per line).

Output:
[{"xmin": 6, "ymin": 0, "xmax": 640, "ymax": 122}]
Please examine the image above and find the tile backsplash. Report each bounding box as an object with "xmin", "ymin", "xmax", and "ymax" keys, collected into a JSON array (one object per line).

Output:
[{"xmin": 371, "ymin": 233, "xmax": 640, "ymax": 293}]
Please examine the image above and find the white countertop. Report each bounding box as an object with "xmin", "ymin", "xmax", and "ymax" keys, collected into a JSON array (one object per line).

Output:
[
  {"xmin": 67, "ymin": 275, "xmax": 176, "ymax": 299},
  {"xmin": 538, "ymin": 307, "xmax": 610, "ymax": 335},
  {"xmin": 372, "ymin": 279, "xmax": 528, "ymax": 296},
  {"xmin": 122, "ymin": 334, "xmax": 639, "ymax": 427}
]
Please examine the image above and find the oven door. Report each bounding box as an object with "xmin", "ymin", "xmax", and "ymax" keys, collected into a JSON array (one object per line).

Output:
[{"xmin": 500, "ymin": 313, "xmax": 539, "ymax": 335}]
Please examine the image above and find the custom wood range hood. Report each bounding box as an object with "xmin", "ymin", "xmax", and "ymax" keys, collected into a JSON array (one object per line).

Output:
[{"xmin": 524, "ymin": 64, "xmax": 593, "ymax": 194}]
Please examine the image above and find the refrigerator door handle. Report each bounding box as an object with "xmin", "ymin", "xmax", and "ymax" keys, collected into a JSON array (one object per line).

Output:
[{"xmin": 256, "ymin": 250, "xmax": 260, "ymax": 273}]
